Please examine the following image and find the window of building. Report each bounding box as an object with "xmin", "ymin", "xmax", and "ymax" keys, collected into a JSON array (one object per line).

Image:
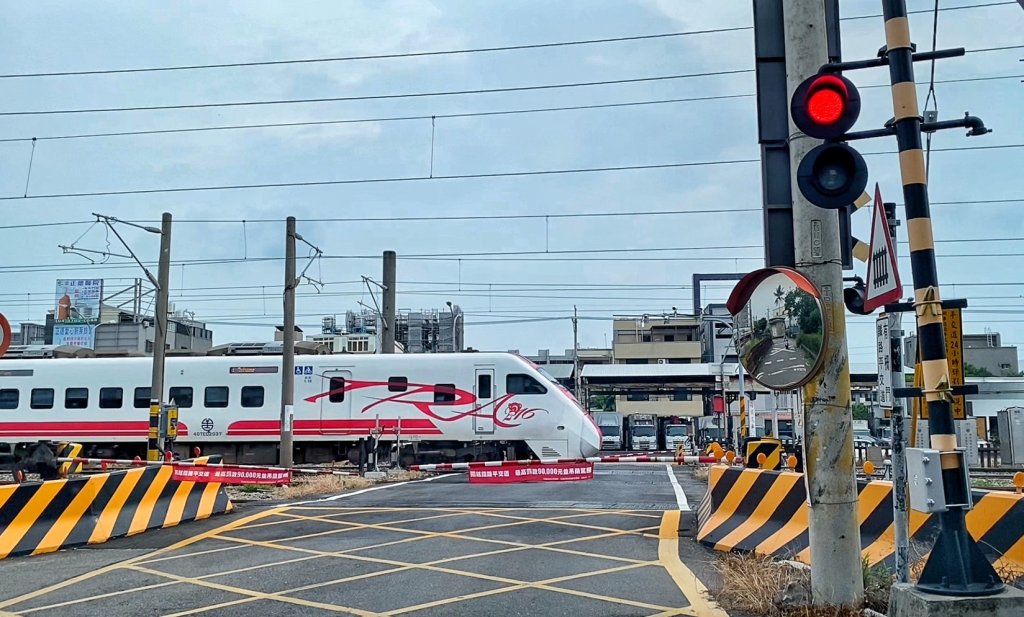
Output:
[
  {"xmin": 672, "ymin": 388, "xmax": 692, "ymax": 401},
  {"xmin": 434, "ymin": 384, "xmax": 457, "ymax": 404},
  {"xmin": 134, "ymin": 387, "xmax": 151, "ymax": 409},
  {"xmin": 1001, "ymin": 363, "xmax": 1012, "ymax": 370},
  {"xmin": 627, "ymin": 392, "xmax": 650, "ymax": 401},
  {"xmin": 478, "ymin": 373, "xmax": 492, "ymax": 399},
  {"xmin": 169, "ymin": 386, "xmax": 193, "ymax": 408},
  {"xmin": 388, "ymin": 377, "xmax": 408, "ymax": 392},
  {"xmin": 624, "ymin": 358, "xmax": 648, "ymax": 364},
  {"xmin": 329, "ymin": 377, "xmax": 346, "ymax": 403},
  {"xmin": 145, "ymin": 341, "xmax": 154, "ymax": 353},
  {"xmin": 663, "ymin": 335, "xmax": 675, "ymax": 342},
  {"xmin": 669, "ymin": 358, "xmax": 692, "ymax": 364},
  {"xmin": 506, "ymin": 374, "xmax": 547, "ymax": 395},
  {"xmin": 99, "ymin": 387, "xmax": 123, "ymax": 409},
  {"xmin": 642, "ymin": 334, "xmax": 652, "ymax": 342},
  {"xmin": 65, "ymin": 388, "xmax": 89, "ymax": 409},
  {"xmin": 31, "ymin": 388, "xmax": 54, "ymax": 410},
  {"xmin": 241, "ymin": 386, "xmax": 264, "ymax": 408},
  {"xmin": 0, "ymin": 389, "xmax": 18, "ymax": 410},
  {"xmin": 205, "ymin": 386, "xmax": 229, "ymax": 408}
]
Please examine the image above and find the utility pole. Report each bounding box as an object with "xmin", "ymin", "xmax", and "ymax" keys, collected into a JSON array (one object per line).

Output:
[
  {"xmin": 889, "ymin": 311, "xmax": 910, "ymax": 583},
  {"xmin": 783, "ymin": 0, "xmax": 863, "ymax": 605},
  {"xmin": 280, "ymin": 216, "xmax": 296, "ymax": 468},
  {"xmin": 149, "ymin": 212, "xmax": 172, "ymax": 461},
  {"xmin": 381, "ymin": 251, "xmax": 396, "ymax": 354},
  {"xmin": 572, "ymin": 305, "xmax": 581, "ymax": 401}
]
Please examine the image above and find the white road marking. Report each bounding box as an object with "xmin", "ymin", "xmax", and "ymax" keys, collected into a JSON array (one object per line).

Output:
[{"xmin": 665, "ymin": 464, "xmax": 689, "ymax": 511}]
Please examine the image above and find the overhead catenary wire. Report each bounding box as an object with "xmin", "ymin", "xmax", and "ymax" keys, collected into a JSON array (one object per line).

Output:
[{"xmin": 0, "ymin": 1, "xmax": 1013, "ymax": 79}]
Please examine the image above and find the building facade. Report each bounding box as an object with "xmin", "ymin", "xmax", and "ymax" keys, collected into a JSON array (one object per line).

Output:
[
  {"xmin": 611, "ymin": 314, "xmax": 704, "ymax": 417},
  {"xmin": 905, "ymin": 330, "xmax": 1019, "ymax": 377}
]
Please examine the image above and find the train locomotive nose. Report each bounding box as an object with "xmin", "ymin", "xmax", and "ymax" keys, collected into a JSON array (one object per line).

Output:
[{"xmin": 580, "ymin": 415, "xmax": 602, "ymax": 457}]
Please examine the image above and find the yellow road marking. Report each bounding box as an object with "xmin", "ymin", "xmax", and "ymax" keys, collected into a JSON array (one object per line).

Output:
[
  {"xmin": 0, "ymin": 506, "xmax": 286, "ymax": 611},
  {"xmin": 659, "ymin": 511, "xmax": 729, "ymax": 617},
  {"xmin": 130, "ymin": 564, "xmax": 375, "ymax": 617},
  {"xmin": 660, "ymin": 510, "xmax": 680, "ymax": 539}
]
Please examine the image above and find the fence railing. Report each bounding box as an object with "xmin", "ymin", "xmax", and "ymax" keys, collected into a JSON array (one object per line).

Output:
[{"xmin": 854, "ymin": 444, "xmax": 1006, "ymax": 468}]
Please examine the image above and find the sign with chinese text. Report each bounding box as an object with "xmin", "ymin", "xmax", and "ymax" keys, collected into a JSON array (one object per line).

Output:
[
  {"xmin": 912, "ymin": 307, "xmax": 965, "ymax": 421},
  {"xmin": 54, "ymin": 278, "xmax": 102, "ymax": 324},
  {"xmin": 171, "ymin": 466, "xmax": 292, "ymax": 485},
  {"xmin": 52, "ymin": 324, "xmax": 96, "ymax": 348},
  {"xmin": 468, "ymin": 463, "xmax": 594, "ymax": 484},
  {"xmin": 876, "ymin": 315, "xmax": 893, "ymax": 409}
]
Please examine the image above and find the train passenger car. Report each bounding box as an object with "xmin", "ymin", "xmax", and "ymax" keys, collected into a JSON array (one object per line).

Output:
[{"xmin": 0, "ymin": 352, "xmax": 601, "ymax": 465}]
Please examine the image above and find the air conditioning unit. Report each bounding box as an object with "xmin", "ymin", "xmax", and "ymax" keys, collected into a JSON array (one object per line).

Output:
[{"xmin": 657, "ymin": 359, "xmax": 668, "ymax": 364}]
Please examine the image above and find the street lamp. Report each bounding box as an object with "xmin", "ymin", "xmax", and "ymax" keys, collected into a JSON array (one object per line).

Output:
[{"xmin": 445, "ymin": 301, "xmax": 463, "ymax": 352}]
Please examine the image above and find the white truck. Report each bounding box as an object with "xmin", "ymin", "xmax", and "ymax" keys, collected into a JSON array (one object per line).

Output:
[
  {"xmin": 593, "ymin": 411, "xmax": 624, "ymax": 450},
  {"xmin": 660, "ymin": 418, "xmax": 691, "ymax": 454},
  {"xmin": 627, "ymin": 414, "xmax": 657, "ymax": 451}
]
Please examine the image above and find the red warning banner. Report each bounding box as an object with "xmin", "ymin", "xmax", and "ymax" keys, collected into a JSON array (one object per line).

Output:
[
  {"xmin": 468, "ymin": 462, "xmax": 594, "ymax": 484},
  {"xmin": 171, "ymin": 466, "xmax": 292, "ymax": 485}
]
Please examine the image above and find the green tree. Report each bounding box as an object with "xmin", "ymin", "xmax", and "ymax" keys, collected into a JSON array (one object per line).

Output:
[
  {"xmin": 964, "ymin": 363, "xmax": 994, "ymax": 377},
  {"xmin": 784, "ymin": 289, "xmax": 822, "ymax": 335},
  {"xmin": 589, "ymin": 394, "xmax": 616, "ymax": 411},
  {"xmin": 852, "ymin": 402, "xmax": 872, "ymax": 420}
]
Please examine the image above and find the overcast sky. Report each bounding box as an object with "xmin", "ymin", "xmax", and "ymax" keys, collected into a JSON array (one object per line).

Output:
[{"xmin": 0, "ymin": 1, "xmax": 1020, "ymax": 367}]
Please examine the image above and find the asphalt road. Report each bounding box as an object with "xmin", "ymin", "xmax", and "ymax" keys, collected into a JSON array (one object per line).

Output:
[
  {"xmin": 0, "ymin": 464, "xmax": 729, "ymax": 617},
  {"xmin": 755, "ymin": 341, "xmax": 807, "ymax": 384}
]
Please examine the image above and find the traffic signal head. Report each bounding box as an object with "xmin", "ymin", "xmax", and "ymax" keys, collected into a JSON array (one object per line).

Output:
[
  {"xmin": 791, "ymin": 73, "xmax": 861, "ymax": 140},
  {"xmin": 843, "ymin": 278, "xmax": 871, "ymax": 315},
  {"xmin": 797, "ymin": 143, "xmax": 869, "ymax": 209}
]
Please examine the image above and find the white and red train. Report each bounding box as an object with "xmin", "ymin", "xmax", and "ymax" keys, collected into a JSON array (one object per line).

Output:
[{"xmin": 0, "ymin": 352, "xmax": 602, "ymax": 465}]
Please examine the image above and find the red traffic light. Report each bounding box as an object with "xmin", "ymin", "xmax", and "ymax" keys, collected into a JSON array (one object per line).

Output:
[{"xmin": 791, "ymin": 73, "xmax": 861, "ymax": 139}]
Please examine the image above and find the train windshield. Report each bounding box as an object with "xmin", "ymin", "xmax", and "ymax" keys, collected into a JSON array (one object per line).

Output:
[{"xmin": 536, "ymin": 366, "xmax": 560, "ymax": 385}]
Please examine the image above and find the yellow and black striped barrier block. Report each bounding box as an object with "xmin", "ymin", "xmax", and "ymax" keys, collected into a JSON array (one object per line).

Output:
[
  {"xmin": 696, "ymin": 465, "xmax": 1024, "ymax": 572},
  {"xmin": 56, "ymin": 442, "xmax": 84, "ymax": 477},
  {"xmin": 743, "ymin": 438, "xmax": 782, "ymax": 471},
  {"xmin": 0, "ymin": 456, "xmax": 233, "ymax": 560}
]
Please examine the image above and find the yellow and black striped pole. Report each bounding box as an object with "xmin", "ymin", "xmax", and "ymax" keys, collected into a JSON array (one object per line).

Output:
[
  {"xmin": 147, "ymin": 403, "xmax": 161, "ymax": 461},
  {"xmin": 882, "ymin": 0, "xmax": 1002, "ymax": 595}
]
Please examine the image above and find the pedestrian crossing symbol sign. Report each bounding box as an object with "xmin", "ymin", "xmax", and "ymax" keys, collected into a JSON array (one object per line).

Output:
[{"xmin": 863, "ymin": 183, "xmax": 902, "ymax": 312}]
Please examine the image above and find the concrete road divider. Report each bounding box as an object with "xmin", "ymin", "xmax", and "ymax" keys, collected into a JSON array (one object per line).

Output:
[
  {"xmin": 0, "ymin": 456, "xmax": 233, "ymax": 560},
  {"xmin": 696, "ymin": 465, "xmax": 1024, "ymax": 572}
]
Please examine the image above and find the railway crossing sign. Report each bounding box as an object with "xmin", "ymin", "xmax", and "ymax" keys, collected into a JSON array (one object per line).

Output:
[{"xmin": 863, "ymin": 184, "xmax": 901, "ymax": 312}]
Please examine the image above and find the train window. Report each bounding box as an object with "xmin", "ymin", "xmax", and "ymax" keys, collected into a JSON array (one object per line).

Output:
[
  {"xmin": 434, "ymin": 384, "xmax": 456, "ymax": 404},
  {"xmin": 204, "ymin": 386, "xmax": 229, "ymax": 411},
  {"xmin": 506, "ymin": 374, "xmax": 547, "ymax": 395},
  {"xmin": 388, "ymin": 376, "xmax": 408, "ymax": 392},
  {"xmin": 99, "ymin": 387, "xmax": 123, "ymax": 409},
  {"xmin": 65, "ymin": 388, "xmax": 89, "ymax": 409},
  {"xmin": 169, "ymin": 387, "xmax": 193, "ymax": 408},
  {"xmin": 31, "ymin": 388, "xmax": 54, "ymax": 410},
  {"xmin": 0, "ymin": 389, "xmax": 18, "ymax": 410},
  {"xmin": 477, "ymin": 374, "xmax": 492, "ymax": 399},
  {"xmin": 134, "ymin": 387, "xmax": 151, "ymax": 409},
  {"xmin": 205, "ymin": 386, "xmax": 229, "ymax": 408},
  {"xmin": 328, "ymin": 378, "xmax": 346, "ymax": 403},
  {"xmin": 241, "ymin": 386, "xmax": 264, "ymax": 408}
]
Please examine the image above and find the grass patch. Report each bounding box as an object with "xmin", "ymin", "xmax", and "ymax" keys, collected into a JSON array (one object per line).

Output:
[
  {"xmin": 710, "ymin": 553, "xmax": 894, "ymax": 616},
  {"xmin": 272, "ymin": 474, "xmax": 374, "ymax": 499}
]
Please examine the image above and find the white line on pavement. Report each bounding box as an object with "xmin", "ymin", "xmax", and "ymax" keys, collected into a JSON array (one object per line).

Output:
[{"xmin": 665, "ymin": 463, "xmax": 690, "ymax": 511}]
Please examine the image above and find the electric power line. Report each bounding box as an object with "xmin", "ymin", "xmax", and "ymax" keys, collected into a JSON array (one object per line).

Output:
[{"xmin": 0, "ymin": 1, "xmax": 1013, "ymax": 79}]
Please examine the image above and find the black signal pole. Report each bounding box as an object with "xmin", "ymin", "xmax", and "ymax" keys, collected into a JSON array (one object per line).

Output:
[{"xmin": 882, "ymin": 0, "xmax": 1001, "ymax": 595}]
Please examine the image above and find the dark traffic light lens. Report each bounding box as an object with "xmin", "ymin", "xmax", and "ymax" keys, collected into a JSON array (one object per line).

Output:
[{"xmin": 813, "ymin": 149, "xmax": 853, "ymax": 194}]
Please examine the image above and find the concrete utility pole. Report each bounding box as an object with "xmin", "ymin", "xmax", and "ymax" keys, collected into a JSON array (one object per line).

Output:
[
  {"xmin": 782, "ymin": 0, "xmax": 864, "ymax": 605},
  {"xmin": 381, "ymin": 251, "xmax": 396, "ymax": 354},
  {"xmin": 149, "ymin": 212, "xmax": 172, "ymax": 461},
  {"xmin": 280, "ymin": 216, "xmax": 296, "ymax": 468},
  {"xmin": 889, "ymin": 312, "xmax": 910, "ymax": 583}
]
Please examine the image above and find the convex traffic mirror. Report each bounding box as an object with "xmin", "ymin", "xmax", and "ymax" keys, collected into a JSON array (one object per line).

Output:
[{"xmin": 726, "ymin": 267, "xmax": 828, "ymax": 391}]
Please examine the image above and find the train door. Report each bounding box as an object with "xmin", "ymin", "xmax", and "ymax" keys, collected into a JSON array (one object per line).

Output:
[
  {"xmin": 319, "ymin": 370, "xmax": 353, "ymax": 434},
  {"xmin": 474, "ymin": 367, "xmax": 495, "ymax": 434}
]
